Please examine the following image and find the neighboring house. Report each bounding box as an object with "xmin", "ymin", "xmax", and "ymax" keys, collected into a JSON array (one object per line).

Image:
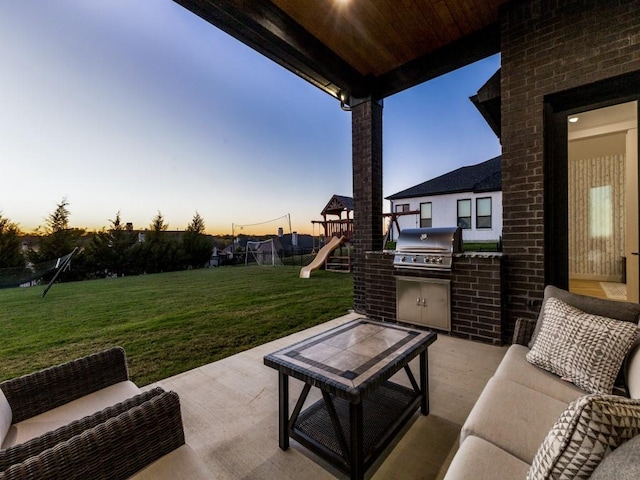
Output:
[
  {"xmin": 386, "ymin": 156, "xmax": 502, "ymax": 243},
  {"xmin": 276, "ymin": 232, "xmax": 314, "ymax": 254}
]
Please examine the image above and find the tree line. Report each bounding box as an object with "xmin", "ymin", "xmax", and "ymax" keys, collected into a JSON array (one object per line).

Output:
[{"xmin": 0, "ymin": 199, "xmax": 217, "ymax": 283}]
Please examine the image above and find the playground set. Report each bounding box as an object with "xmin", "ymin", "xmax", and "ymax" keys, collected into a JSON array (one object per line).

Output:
[{"xmin": 301, "ymin": 195, "xmax": 353, "ymax": 278}]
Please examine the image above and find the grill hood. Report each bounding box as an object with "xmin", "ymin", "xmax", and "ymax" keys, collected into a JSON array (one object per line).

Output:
[{"xmin": 394, "ymin": 227, "xmax": 462, "ymax": 270}]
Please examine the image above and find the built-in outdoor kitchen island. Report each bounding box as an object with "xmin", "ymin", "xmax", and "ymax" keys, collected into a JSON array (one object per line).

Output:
[{"xmin": 364, "ymin": 228, "xmax": 506, "ymax": 345}]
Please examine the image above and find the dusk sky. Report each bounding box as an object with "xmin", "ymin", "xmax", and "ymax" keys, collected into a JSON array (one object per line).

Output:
[{"xmin": 0, "ymin": 1, "xmax": 500, "ymax": 236}]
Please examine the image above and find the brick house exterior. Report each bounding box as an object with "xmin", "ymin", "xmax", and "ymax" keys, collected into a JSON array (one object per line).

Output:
[
  {"xmin": 354, "ymin": 0, "xmax": 640, "ymax": 338},
  {"xmin": 500, "ymin": 0, "xmax": 640, "ymax": 339},
  {"xmin": 363, "ymin": 0, "xmax": 640, "ymax": 342}
]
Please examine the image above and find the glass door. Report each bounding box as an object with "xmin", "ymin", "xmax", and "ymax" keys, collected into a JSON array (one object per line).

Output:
[{"xmin": 567, "ymin": 101, "xmax": 638, "ymax": 302}]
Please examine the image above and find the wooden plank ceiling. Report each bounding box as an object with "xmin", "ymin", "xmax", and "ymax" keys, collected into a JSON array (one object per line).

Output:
[{"xmin": 173, "ymin": 0, "xmax": 508, "ymax": 102}]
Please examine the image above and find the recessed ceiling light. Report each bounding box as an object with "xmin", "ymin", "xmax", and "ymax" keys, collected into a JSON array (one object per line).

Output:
[{"xmin": 568, "ymin": 116, "xmax": 579, "ymax": 123}]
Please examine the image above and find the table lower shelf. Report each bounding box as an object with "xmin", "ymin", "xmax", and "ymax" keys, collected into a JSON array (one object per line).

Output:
[{"xmin": 291, "ymin": 381, "xmax": 420, "ymax": 472}]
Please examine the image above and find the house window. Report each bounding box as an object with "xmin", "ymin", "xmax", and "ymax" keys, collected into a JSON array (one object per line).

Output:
[
  {"xmin": 476, "ymin": 197, "xmax": 492, "ymax": 229},
  {"xmin": 457, "ymin": 199, "xmax": 471, "ymax": 229},
  {"xmin": 395, "ymin": 203, "xmax": 410, "ymax": 213},
  {"xmin": 420, "ymin": 202, "xmax": 432, "ymax": 227},
  {"xmin": 589, "ymin": 185, "xmax": 613, "ymax": 238}
]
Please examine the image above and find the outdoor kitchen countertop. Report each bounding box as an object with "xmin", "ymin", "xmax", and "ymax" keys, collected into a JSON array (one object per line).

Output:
[
  {"xmin": 366, "ymin": 250, "xmax": 503, "ymax": 257},
  {"xmin": 454, "ymin": 251, "xmax": 503, "ymax": 258}
]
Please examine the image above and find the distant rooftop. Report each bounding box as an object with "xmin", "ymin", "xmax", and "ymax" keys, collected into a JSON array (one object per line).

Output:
[{"xmin": 386, "ymin": 156, "xmax": 501, "ymax": 200}]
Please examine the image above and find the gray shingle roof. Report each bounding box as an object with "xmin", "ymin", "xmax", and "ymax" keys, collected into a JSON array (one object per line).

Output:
[{"xmin": 386, "ymin": 156, "xmax": 501, "ymax": 200}]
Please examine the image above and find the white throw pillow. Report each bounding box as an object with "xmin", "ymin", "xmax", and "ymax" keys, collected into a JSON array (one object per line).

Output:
[
  {"xmin": 0, "ymin": 388, "xmax": 12, "ymax": 447},
  {"xmin": 527, "ymin": 297, "xmax": 638, "ymax": 394},
  {"xmin": 625, "ymin": 340, "xmax": 640, "ymax": 398}
]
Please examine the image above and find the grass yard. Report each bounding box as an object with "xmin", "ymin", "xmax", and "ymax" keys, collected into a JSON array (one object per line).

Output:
[{"xmin": 0, "ymin": 266, "xmax": 353, "ymax": 385}]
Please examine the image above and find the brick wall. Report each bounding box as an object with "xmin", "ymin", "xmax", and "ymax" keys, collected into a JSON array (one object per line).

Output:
[
  {"xmin": 365, "ymin": 252, "xmax": 504, "ymax": 345},
  {"xmin": 365, "ymin": 252, "xmax": 397, "ymax": 321},
  {"xmin": 500, "ymin": 0, "xmax": 640, "ymax": 336},
  {"xmin": 352, "ymin": 99, "xmax": 384, "ymax": 313}
]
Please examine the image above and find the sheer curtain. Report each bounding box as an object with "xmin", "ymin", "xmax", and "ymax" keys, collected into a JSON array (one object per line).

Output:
[{"xmin": 568, "ymin": 154, "xmax": 625, "ymax": 281}]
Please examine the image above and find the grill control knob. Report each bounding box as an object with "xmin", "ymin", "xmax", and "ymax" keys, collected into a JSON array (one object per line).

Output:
[
  {"xmin": 437, "ymin": 257, "xmax": 443, "ymax": 264},
  {"xmin": 411, "ymin": 256, "xmax": 417, "ymax": 263}
]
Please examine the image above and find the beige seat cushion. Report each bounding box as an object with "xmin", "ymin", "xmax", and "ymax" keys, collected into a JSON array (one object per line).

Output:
[
  {"xmin": 444, "ymin": 435, "xmax": 530, "ymax": 480},
  {"xmin": 494, "ymin": 345, "xmax": 587, "ymax": 403},
  {"xmin": 0, "ymin": 389, "xmax": 12, "ymax": 447},
  {"xmin": 131, "ymin": 444, "xmax": 212, "ymax": 480},
  {"xmin": 461, "ymin": 376, "xmax": 568, "ymax": 464},
  {"xmin": 2, "ymin": 380, "xmax": 140, "ymax": 448}
]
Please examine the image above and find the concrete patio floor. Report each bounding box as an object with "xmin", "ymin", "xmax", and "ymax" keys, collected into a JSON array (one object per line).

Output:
[{"xmin": 148, "ymin": 312, "xmax": 507, "ymax": 479}]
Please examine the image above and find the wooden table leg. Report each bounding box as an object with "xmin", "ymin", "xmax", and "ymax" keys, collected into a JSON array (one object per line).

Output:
[
  {"xmin": 420, "ymin": 349, "xmax": 429, "ymax": 415},
  {"xmin": 279, "ymin": 372, "xmax": 289, "ymax": 450},
  {"xmin": 349, "ymin": 401, "xmax": 364, "ymax": 480}
]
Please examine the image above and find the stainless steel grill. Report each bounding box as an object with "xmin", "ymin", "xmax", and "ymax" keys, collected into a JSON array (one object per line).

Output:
[{"xmin": 393, "ymin": 227, "xmax": 462, "ymax": 271}]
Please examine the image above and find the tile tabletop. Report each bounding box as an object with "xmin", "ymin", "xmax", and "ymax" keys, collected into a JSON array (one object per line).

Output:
[{"xmin": 264, "ymin": 318, "xmax": 437, "ymax": 399}]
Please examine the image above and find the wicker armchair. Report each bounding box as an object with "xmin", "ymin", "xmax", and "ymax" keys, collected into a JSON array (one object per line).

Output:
[
  {"xmin": 0, "ymin": 388, "xmax": 164, "ymax": 472},
  {"xmin": 0, "ymin": 347, "xmax": 130, "ymax": 424},
  {"xmin": 511, "ymin": 317, "xmax": 537, "ymax": 346},
  {"xmin": 0, "ymin": 391, "xmax": 211, "ymax": 480}
]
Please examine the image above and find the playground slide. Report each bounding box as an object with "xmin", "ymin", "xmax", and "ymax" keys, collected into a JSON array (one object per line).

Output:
[{"xmin": 300, "ymin": 236, "xmax": 346, "ymax": 278}]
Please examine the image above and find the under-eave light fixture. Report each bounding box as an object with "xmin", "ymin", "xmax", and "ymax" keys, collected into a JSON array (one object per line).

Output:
[
  {"xmin": 340, "ymin": 92, "xmax": 351, "ymax": 112},
  {"xmin": 568, "ymin": 116, "xmax": 579, "ymax": 123}
]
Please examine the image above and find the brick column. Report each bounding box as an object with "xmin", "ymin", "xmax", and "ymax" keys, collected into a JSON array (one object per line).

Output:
[{"xmin": 352, "ymin": 98, "xmax": 383, "ymax": 313}]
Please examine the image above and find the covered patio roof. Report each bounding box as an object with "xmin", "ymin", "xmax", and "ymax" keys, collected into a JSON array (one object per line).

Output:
[{"xmin": 172, "ymin": 0, "xmax": 507, "ymax": 102}]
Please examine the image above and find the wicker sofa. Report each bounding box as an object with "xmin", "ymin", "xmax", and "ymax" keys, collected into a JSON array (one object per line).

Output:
[
  {"xmin": 0, "ymin": 390, "xmax": 212, "ymax": 479},
  {"xmin": 0, "ymin": 347, "xmax": 141, "ymax": 449},
  {"xmin": 444, "ymin": 286, "xmax": 640, "ymax": 480}
]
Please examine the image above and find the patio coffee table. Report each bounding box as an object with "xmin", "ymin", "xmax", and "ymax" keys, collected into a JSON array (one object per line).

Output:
[{"xmin": 263, "ymin": 318, "xmax": 437, "ymax": 480}]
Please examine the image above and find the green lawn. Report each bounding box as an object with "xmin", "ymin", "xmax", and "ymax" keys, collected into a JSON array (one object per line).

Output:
[{"xmin": 0, "ymin": 266, "xmax": 353, "ymax": 386}]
